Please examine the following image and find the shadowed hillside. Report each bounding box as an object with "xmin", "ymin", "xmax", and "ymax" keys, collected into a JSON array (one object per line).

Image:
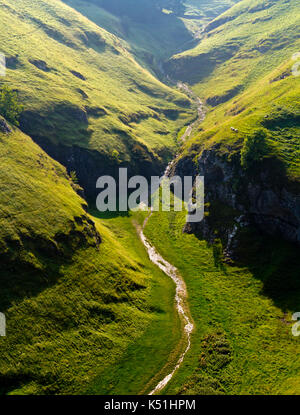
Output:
[
  {"xmin": 168, "ymin": 0, "xmax": 300, "ymax": 247},
  {"xmin": 0, "ymin": 0, "xmax": 299, "ymax": 397},
  {"xmin": 0, "ymin": 121, "xmax": 181, "ymax": 394},
  {"xmin": 0, "ymin": 0, "xmax": 196, "ymax": 197}
]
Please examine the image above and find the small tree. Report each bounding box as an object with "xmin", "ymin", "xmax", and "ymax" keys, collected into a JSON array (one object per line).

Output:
[
  {"xmin": 0, "ymin": 86, "xmax": 23, "ymax": 125},
  {"xmin": 70, "ymin": 170, "xmax": 79, "ymax": 184},
  {"xmin": 111, "ymin": 149, "xmax": 121, "ymax": 164},
  {"xmin": 241, "ymin": 129, "xmax": 269, "ymax": 170}
]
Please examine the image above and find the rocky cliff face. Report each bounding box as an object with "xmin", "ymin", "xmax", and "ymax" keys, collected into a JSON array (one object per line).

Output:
[
  {"xmin": 26, "ymin": 137, "xmax": 166, "ymax": 201},
  {"xmin": 172, "ymin": 145, "xmax": 300, "ymax": 256},
  {"xmin": 0, "ymin": 116, "xmax": 11, "ymax": 134}
]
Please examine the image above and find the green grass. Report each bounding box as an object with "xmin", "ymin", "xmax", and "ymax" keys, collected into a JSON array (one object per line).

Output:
[
  {"xmin": 181, "ymin": 1, "xmax": 241, "ymax": 39},
  {"xmin": 0, "ymin": 128, "xmax": 182, "ymax": 395},
  {"xmin": 168, "ymin": 0, "xmax": 300, "ymax": 180},
  {"xmin": 0, "ymin": 0, "xmax": 195, "ymax": 167},
  {"xmin": 168, "ymin": 0, "xmax": 300, "ymax": 111},
  {"xmin": 64, "ymin": 0, "xmax": 193, "ymax": 64},
  {"xmin": 64, "ymin": 0, "xmax": 240, "ymax": 68},
  {"xmin": 179, "ymin": 57, "xmax": 300, "ymax": 180},
  {"xmin": 169, "ymin": 0, "xmax": 300, "ymax": 89},
  {"xmin": 86, "ymin": 209, "xmax": 183, "ymax": 395},
  {"xmin": 0, "ymin": 127, "xmax": 95, "ymax": 260},
  {"xmin": 1, "ymin": 0, "xmax": 300, "ymax": 396},
  {"xmin": 144, "ymin": 208, "xmax": 300, "ymax": 395}
]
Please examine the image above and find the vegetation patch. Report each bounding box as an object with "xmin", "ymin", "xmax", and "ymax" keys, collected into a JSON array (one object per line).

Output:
[{"xmin": 0, "ymin": 86, "xmax": 23, "ymax": 125}]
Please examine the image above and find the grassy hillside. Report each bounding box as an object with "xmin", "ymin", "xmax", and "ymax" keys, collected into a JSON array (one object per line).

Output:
[
  {"xmin": 167, "ymin": 0, "xmax": 300, "ymax": 87},
  {"xmin": 182, "ymin": 1, "xmax": 241, "ymax": 37},
  {"xmin": 63, "ymin": 0, "xmax": 191, "ymax": 67},
  {"xmin": 157, "ymin": 2, "xmax": 300, "ymax": 393},
  {"xmin": 0, "ymin": 0, "xmax": 195, "ymax": 186},
  {"xmin": 0, "ymin": 121, "xmax": 100, "ymax": 272},
  {"xmin": 64, "ymin": 0, "xmax": 241, "ymax": 70},
  {"xmin": 167, "ymin": 0, "xmax": 300, "ymax": 180},
  {"xmin": 0, "ymin": 124, "xmax": 182, "ymax": 394},
  {"xmin": 1, "ymin": 0, "xmax": 299, "ymax": 397}
]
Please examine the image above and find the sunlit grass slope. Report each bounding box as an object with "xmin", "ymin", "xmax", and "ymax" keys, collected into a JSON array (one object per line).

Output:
[
  {"xmin": 168, "ymin": 0, "xmax": 300, "ymax": 91},
  {"xmin": 182, "ymin": 0, "xmax": 241, "ymax": 38},
  {"xmin": 0, "ymin": 0, "xmax": 194, "ymax": 165},
  {"xmin": 169, "ymin": 0, "xmax": 300, "ymax": 180},
  {"xmin": 155, "ymin": 1, "xmax": 300, "ymax": 393},
  {"xmin": 0, "ymin": 126, "xmax": 181, "ymax": 394},
  {"xmin": 64, "ymin": 0, "xmax": 192, "ymax": 64},
  {"xmin": 64, "ymin": 0, "xmax": 241, "ymax": 70},
  {"xmin": 0, "ymin": 125, "xmax": 100, "ymax": 268}
]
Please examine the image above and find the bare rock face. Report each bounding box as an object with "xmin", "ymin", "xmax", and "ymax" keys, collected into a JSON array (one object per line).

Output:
[
  {"xmin": 172, "ymin": 145, "xmax": 300, "ymax": 249},
  {"xmin": 29, "ymin": 59, "xmax": 51, "ymax": 72},
  {"xmin": 6, "ymin": 55, "xmax": 21, "ymax": 69},
  {"xmin": 0, "ymin": 116, "xmax": 12, "ymax": 133},
  {"xmin": 70, "ymin": 70, "xmax": 86, "ymax": 81}
]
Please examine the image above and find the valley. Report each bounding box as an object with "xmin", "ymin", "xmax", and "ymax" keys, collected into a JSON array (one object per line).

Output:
[{"xmin": 0, "ymin": 0, "xmax": 299, "ymax": 396}]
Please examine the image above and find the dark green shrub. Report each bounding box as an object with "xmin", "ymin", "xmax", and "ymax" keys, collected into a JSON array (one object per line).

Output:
[
  {"xmin": 241, "ymin": 129, "xmax": 269, "ymax": 170},
  {"xmin": 70, "ymin": 170, "xmax": 79, "ymax": 184},
  {"xmin": 0, "ymin": 86, "xmax": 23, "ymax": 125}
]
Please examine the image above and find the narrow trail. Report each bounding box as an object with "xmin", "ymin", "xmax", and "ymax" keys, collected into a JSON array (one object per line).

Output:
[
  {"xmin": 177, "ymin": 81, "xmax": 206, "ymax": 142},
  {"xmin": 138, "ymin": 87, "xmax": 206, "ymax": 395},
  {"xmin": 139, "ymin": 211, "xmax": 193, "ymax": 395}
]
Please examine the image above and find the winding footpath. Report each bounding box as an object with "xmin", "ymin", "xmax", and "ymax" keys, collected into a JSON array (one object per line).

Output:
[
  {"xmin": 138, "ymin": 86, "xmax": 206, "ymax": 395},
  {"xmin": 139, "ymin": 211, "xmax": 193, "ymax": 395},
  {"xmin": 177, "ymin": 82, "xmax": 206, "ymax": 142}
]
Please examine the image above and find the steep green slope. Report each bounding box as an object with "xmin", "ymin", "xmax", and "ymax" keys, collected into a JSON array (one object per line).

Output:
[
  {"xmin": 166, "ymin": 0, "xmax": 300, "ymax": 177},
  {"xmin": 160, "ymin": 0, "xmax": 300, "ymax": 394},
  {"xmin": 181, "ymin": 1, "xmax": 241, "ymax": 38},
  {"xmin": 166, "ymin": 0, "xmax": 300, "ymax": 92},
  {"xmin": 71, "ymin": 0, "xmax": 192, "ymax": 60},
  {"xmin": 0, "ymin": 123, "xmax": 181, "ymax": 394},
  {"xmin": 63, "ymin": 0, "xmax": 190, "ymax": 70},
  {"xmin": 0, "ymin": 119, "xmax": 101, "ymax": 276},
  {"xmin": 167, "ymin": 0, "xmax": 300, "ymax": 246},
  {"xmin": 178, "ymin": 56, "xmax": 300, "ymax": 180},
  {"xmin": 64, "ymin": 0, "xmax": 241, "ymax": 72},
  {"xmin": 0, "ymin": 0, "xmax": 195, "ymax": 196},
  {"xmin": 1, "ymin": 0, "xmax": 299, "ymax": 396}
]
